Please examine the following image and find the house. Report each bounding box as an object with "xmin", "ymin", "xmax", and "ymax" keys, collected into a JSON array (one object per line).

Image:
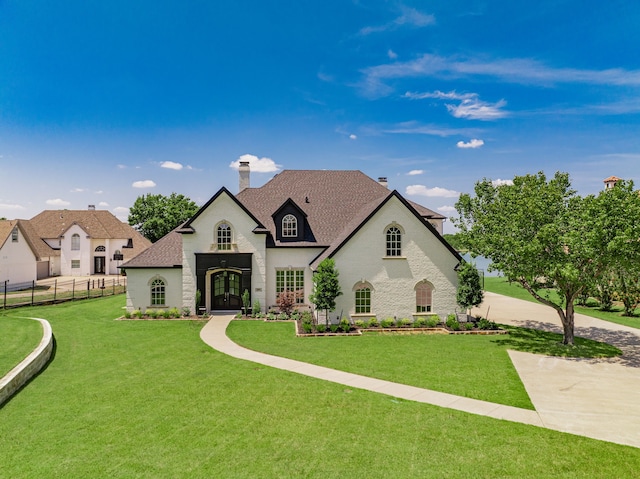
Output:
[
  {"xmin": 122, "ymin": 165, "xmax": 461, "ymax": 321},
  {"xmin": 0, "ymin": 208, "xmax": 151, "ymax": 286}
]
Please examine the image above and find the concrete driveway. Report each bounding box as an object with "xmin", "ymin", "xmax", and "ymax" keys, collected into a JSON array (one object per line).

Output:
[{"xmin": 473, "ymin": 292, "xmax": 640, "ymax": 448}]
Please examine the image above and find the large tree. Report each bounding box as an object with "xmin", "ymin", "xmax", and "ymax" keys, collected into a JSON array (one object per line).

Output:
[
  {"xmin": 309, "ymin": 258, "xmax": 342, "ymax": 326},
  {"xmin": 128, "ymin": 193, "xmax": 198, "ymax": 242},
  {"xmin": 454, "ymin": 171, "xmax": 640, "ymax": 345}
]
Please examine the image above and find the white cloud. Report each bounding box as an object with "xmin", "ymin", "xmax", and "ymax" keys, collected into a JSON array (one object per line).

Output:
[
  {"xmin": 437, "ymin": 205, "xmax": 457, "ymax": 214},
  {"xmin": 132, "ymin": 180, "xmax": 156, "ymax": 188},
  {"xmin": 404, "ymin": 90, "xmax": 476, "ymax": 101},
  {"xmin": 405, "ymin": 185, "xmax": 460, "ymax": 198},
  {"xmin": 117, "ymin": 164, "xmax": 127, "ymax": 169},
  {"xmin": 94, "ymin": 190, "xmax": 104, "ymax": 194},
  {"xmin": 0, "ymin": 202, "xmax": 25, "ymax": 211},
  {"xmin": 70, "ymin": 188, "xmax": 86, "ymax": 193},
  {"xmin": 447, "ymin": 98, "xmax": 507, "ymax": 120},
  {"xmin": 46, "ymin": 198, "xmax": 71, "ymax": 206},
  {"xmin": 383, "ymin": 121, "xmax": 480, "ymax": 137},
  {"xmin": 349, "ymin": 134, "xmax": 357, "ymax": 140},
  {"xmin": 361, "ymin": 53, "xmax": 640, "ymax": 98},
  {"xmin": 492, "ymin": 178, "xmax": 514, "ymax": 186},
  {"xmin": 387, "ymin": 49, "xmax": 398, "ymax": 60},
  {"xmin": 160, "ymin": 161, "xmax": 183, "ymax": 170},
  {"xmin": 98, "ymin": 201, "xmax": 109, "ymax": 207},
  {"xmin": 229, "ymin": 154, "xmax": 281, "ymax": 173},
  {"xmin": 407, "ymin": 169, "xmax": 424, "ymax": 176},
  {"xmin": 360, "ymin": 7, "xmax": 435, "ymax": 35},
  {"xmin": 113, "ymin": 206, "xmax": 129, "ymax": 214},
  {"xmin": 457, "ymin": 139, "xmax": 485, "ymax": 149}
]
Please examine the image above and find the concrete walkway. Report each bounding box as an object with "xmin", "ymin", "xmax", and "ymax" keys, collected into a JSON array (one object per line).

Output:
[{"xmin": 200, "ymin": 293, "xmax": 640, "ymax": 448}]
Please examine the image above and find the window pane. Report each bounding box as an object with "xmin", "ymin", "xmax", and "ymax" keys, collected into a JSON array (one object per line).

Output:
[
  {"xmin": 355, "ymin": 287, "xmax": 371, "ymax": 313},
  {"xmin": 416, "ymin": 283, "xmax": 432, "ymax": 312},
  {"xmin": 217, "ymin": 223, "xmax": 231, "ymax": 250},
  {"xmin": 71, "ymin": 234, "xmax": 80, "ymax": 251},
  {"xmin": 276, "ymin": 269, "xmax": 304, "ymax": 303},
  {"xmin": 386, "ymin": 227, "xmax": 401, "ymax": 256},
  {"xmin": 282, "ymin": 214, "xmax": 297, "ymax": 237},
  {"xmin": 151, "ymin": 279, "xmax": 166, "ymax": 305}
]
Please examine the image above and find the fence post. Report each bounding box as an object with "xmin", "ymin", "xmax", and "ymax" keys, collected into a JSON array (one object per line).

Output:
[
  {"xmin": 54, "ymin": 279, "xmax": 57, "ymax": 302},
  {"xmin": 31, "ymin": 280, "xmax": 35, "ymax": 306},
  {"xmin": 3, "ymin": 280, "xmax": 7, "ymax": 309},
  {"xmin": 72, "ymin": 279, "xmax": 76, "ymax": 300},
  {"xmin": 87, "ymin": 280, "xmax": 90, "ymax": 299}
]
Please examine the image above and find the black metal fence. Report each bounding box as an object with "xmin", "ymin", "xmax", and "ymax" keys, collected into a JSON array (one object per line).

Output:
[{"xmin": 1, "ymin": 277, "xmax": 127, "ymax": 309}]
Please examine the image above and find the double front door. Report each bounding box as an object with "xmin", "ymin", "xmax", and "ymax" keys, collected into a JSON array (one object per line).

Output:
[{"xmin": 212, "ymin": 270, "xmax": 242, "ymax": 309}]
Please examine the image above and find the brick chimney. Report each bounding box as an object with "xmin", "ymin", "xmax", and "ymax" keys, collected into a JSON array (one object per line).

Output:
[{"xmin": 239, "ymin": 161, "xmax": 250, "ymax": 191}]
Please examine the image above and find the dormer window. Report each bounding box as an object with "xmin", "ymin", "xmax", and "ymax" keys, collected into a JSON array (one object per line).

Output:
[{"xmin": 282, "ymin": 214, "xmax": 297, "ymax": 237}]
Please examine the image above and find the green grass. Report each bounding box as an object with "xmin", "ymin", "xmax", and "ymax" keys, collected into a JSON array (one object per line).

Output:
[
  {"xmin": 1, "ymin": 297, "xmax": 639, "ymax": 478},
  {"xmin": 0, "ymin": 316, "xmax": 43, "ymax": 377},
  {"xmin": 228, "ymin": 321, "xmax": 534, "ymax": 409},
  {"xmin": 484, "ymin": 277, "xmax": 640, "ymax": 329}
]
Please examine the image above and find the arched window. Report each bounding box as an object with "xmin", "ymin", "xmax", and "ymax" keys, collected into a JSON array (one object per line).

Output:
[
  {"xmin": 386, "ymin": 226, "xmax": 401, "ymax": 256},
  {"xmin": 95, "ymin": 245, "xmax": 106, "ymax": 252},
  {"xmin": 415, "ymin": 281, "xmax": 434, "ymax": 313},
  {"xmin": 354, "ymin": 282, "xmax": 372, "ymax": 314},
  {"xmin": 71, "ymin": 233, "xmax": 80, "ymax": 251},
  {"xmin": 282, "ymin": 214, "xmax": 297, "ymax": 237},
  {"xmin": 151, "ymin": 278, "xmax": 166, "ymax": 306},
  {"xmin": 217, "ymin": 223, "xmax": 232, "ymax": 250}
]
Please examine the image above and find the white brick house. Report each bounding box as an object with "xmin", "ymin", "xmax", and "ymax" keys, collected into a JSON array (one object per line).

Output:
[{"xmin": 122, "ymin": 166, "xmax": 461, "ymax": 320}]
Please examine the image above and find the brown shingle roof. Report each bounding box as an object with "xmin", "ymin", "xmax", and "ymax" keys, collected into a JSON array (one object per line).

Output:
[
  {"xmin": 121, "ymin": 230, "xmax": 182, "ymax": 268},
  {"xmin": 236, "ymin": 170, "xmax": 443, "ymax": 246},
  {"xmin": 0, "ymin": 219, "xmax": 57, "ymax": 260}
]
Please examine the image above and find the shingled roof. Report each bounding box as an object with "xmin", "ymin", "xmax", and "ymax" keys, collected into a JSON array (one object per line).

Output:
[
  {"xmin": 236, "ymin": 170, "xmax": 444, "ymax": 247},
  {"xmin": 122, "ymin": 170, "xmax": 453, "ymax": 269},
  {"xmin": 0, "ymin": 219, "xmax": 57, "ymax": 260}
]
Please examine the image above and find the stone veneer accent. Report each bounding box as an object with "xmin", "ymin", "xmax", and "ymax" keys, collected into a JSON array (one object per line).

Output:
[{"xmin": 0, "ymin": 318, "xmax": 53, "ymax": 407}]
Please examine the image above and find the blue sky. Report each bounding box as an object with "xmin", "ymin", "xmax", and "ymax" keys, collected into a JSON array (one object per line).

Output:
[{"xmin": 2, "ymin": 1, "xmax": 640, "ymax": 233}]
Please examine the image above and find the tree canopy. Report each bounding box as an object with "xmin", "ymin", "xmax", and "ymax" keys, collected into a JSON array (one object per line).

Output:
[
  {"xmin": 454, "ymin": 171, "xmax": 640, "ymax": 345},
  {"xmin": 456, "ymin": 261, "xmax": 484, "ymax": 314},
  {"xmin": 128, "ymin": 193, "xmax": 199, "ymax": 242},
  {"xmin": 309, "ymin": 258, "xmax": 342, "ymax": 325}
]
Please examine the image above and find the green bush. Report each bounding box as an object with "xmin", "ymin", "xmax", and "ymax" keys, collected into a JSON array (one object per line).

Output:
[
  {"xmin": 162, "ymin": 309, "xmax": 172, "ymax": 319},
  {"xmin": 397, "ymin": 318, "xmax": 412, "ymax": 327},
  {"xmin": 464, "ymin": 322, "xmax": 474, "ymax": 330},
  {"xmin": 302, "ymin": 322, "xmax": 313, "ymax": 334},
  {"xmin": 133, "ymin": 309, "xmax": 143, "ymax": 319},
  {"xmin": 477, "ymin": 318, "xmax": 498, "ymax": 330},
  {"xmin": 426, "ymin": 316, "xmax": 439, "ymax": 328},
  {"xmin": 413, "ymin": 317, "xmax": 426, "ymax": 327},
  {"xmin": 446, "ymin": 316, "xmax": 460, "ymax": 331},
  {"xmin": 124, "ymin": 310, "xmax": 132, "ymax": 319},
  {"xmin": 266, "ymin": 312, "xmax": 277, "ymax": 321},
  {"xmin": 368, "ymin": 317, "xmax": 379, "ymax": 327},
  {"xmin": 147, "ymin": 309, "xmax": 158, "ymax": 319},
  {"xmin": 354, "ymin": 319, "xmax": 366, "ymax": 328},
  {"xmin": 585, "ymin": 298, "xmax": 599, "ymax": 308},
  {"xmin": 181, "ymin": 307, "xmax": 191, "ymax": 317},
  {"xmin": 277, "ymin": 312, "xmax": 289, "ymax": 321},
  {"xmin": 316, "ymin": 324, "xmax": 327, "ymax": 333},
  {"xmin": 252, "ymin": 299, "xmax": 261, "ymax": 315},
  {"xmin": 381, "ymin": 318, "xmax": 395, "ymax": 328},
  {"xmin": 330, "ymin": 324, "xmax": 340, "ymax": 333},
  {"xmin": 168, "ymin": 307, "xmax": 181, "ymax": 318},
  {"xmin": 339, "ymin": 317, "xmax": 351, "ymax": 332}
]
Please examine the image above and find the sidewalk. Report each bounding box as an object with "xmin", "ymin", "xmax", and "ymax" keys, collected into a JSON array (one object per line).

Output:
[{"xmin": 200, "ymin": 299, "xmax": 640, "ymax": 448}]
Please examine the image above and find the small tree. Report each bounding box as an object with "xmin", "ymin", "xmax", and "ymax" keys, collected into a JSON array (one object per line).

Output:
[
  {"xmin": 456, "ymin": 261, "xmax": 484, "ymax": 316},
  {"xmin": 309, "ymin": 258, "xmax": 342, "ymax": 326},
  {"xmin": 242, "ymin": 289, "xmax": 250, "ymax": 316},
  {"xmin": 276, "ymin": 291, "xmax": 296, "ymax": 316}
]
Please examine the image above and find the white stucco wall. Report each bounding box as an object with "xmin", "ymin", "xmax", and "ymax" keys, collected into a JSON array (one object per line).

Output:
[
  {"xmin": 60, "ymin": 225, "xmax": 91, "ymax": 276},
  {"xmin": 125, "ymin": 268, "xmax": 183, "ymax": 312},
  {"xmin": 331, "ymin": 196, "xmax": 459, "ymax": 321},
  {"xmin": 265, "ymin": 247, "xmax": 323, "ymax": 310},
  {"xmin": 0, "ymin": 228, "xmax": 37, "ymax": 285},
  {"xmin": 181, "ymin": 192, "xmax": 268, "ymax": 312}
]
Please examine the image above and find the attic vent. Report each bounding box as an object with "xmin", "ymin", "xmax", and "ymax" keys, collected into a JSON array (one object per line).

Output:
[{"xmin": 305, "ymin": 196, "xmax": 309, "ymax": 203}]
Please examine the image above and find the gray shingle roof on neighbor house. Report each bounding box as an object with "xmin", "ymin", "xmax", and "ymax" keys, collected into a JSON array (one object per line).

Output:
[{"xmin": 122, "ymin": 170, "xmax": 455, "ymax": 269}]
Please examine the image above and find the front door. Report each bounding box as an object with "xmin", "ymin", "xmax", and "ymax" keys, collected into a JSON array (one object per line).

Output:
[
  {"xmin": 212, "ymin": 270, "xmax": 242, "ymax": 310},
  {"xmin": 94, "ymin": 256, "xmax": 106, "ymax": 274}
]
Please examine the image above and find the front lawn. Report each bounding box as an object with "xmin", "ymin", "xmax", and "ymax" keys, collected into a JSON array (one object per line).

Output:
[
  {"xmin": 484, "ymin": 277, "xmax": 640, "ymax": 329},
  {"xmin": 1, "ymin": 297, "xmax": 639, "ymax": 478},
  {"xmin": 0, "ymin": 316, "xmax": 43, "ymax": 377}
]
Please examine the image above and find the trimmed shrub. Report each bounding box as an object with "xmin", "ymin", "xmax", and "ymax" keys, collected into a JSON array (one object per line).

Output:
[
  {"xmin": 316, "ymin": 324, "xmax": 327, "ymax": 333},
  {"xmin": 426, "ymin": 316, "xmax": 439, "ymax": 328},
  {"xmin": 147, "ymin": 309, "xmax": 158, "ymax": 319},
  {"xmin": 397, "ymin": 318, "xmax": 412, "ymax": 327},
  {"xmin": 354, "ymin": 319, "xmax": 366, "ymax": 329},
  {"xmin": 302, "ymin": 322, "xmax": 313, "ymax": 334},
  {"xmin": 381, "ymin": 318, "xmax": 395, "ymax": 328},
  {"xmin": 446, "ymin": 316, "xmax": 460, "ymax": 331},
  {"xmin": 133, "ymin": 309, "xmax": 143, "ymax": 319},
  {"xmin": 339, "ymin": 317, "xmax": 351, "ymax": 332},
  {"xmin": 252, "ymin": 299, "xmax": 262, "ymax": 316},
  {"xmin": 464, "ymin": 322, "xmax": 474, "ymax": 330},
  {"xmin": 368, "ymin": 317, "xmax": 379, "ymax": 328},
  {"xmin": 330, "ymin": 324, "xmax": 340, "ymax": 333},
  {"xmin": 181, "ymin": 307, "xmax": 191, "ymax": 317}
]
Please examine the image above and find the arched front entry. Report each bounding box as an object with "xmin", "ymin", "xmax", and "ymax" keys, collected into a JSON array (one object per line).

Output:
[{"xmin": 210, "ymin": 268, "xmax": 243, "ymax": 310}]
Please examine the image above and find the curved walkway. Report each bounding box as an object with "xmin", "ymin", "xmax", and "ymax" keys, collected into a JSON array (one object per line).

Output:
[{"xmin": 201, "ymin": 294, "xmax": 640, "ymax": 448}]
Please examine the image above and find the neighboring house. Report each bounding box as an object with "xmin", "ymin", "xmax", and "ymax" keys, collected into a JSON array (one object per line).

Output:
[
  {"xmin": 123, "ymin": 165, "xmax": 461, "ymax": 321},
  {"xmin": 0, "ymin": 208, "xmax": 151, "ymax": 285},
  {"xmin": 0, "ymin": 220, "xmax": 41, "ymax": 287}
]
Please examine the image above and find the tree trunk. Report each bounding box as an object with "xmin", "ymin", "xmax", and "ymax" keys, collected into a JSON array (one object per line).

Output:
[{"xmin": 558, "ymin": 301, "xmax": 575, "ymax": 345}]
